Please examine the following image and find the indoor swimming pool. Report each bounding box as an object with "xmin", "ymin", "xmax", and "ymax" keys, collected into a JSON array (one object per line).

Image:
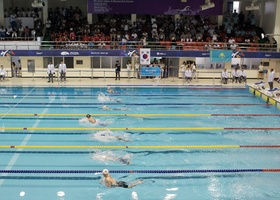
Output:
[{"xmin": 0, "ymin": 86, "xmax": 279, "ymax": 200}]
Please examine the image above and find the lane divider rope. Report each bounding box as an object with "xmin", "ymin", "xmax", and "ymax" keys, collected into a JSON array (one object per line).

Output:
[
  {"xmin": 1, "ymin": 113, "xmax": 280, "ymax": 117},
  {"xmin": 0, "ymin": 169, "xmax": 280, "ymax": 174},
  {"xmin": 0, "ymin": 145, "xmax": 279, "ymax": 149},
  {"xmin": 1, "ymin": 127, "xmax": 280, "ymax": 131}
]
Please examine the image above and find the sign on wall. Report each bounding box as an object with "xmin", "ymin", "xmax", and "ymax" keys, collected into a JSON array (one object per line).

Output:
[
  {"xmin": 140, "ymin": 67, "xmax": 161, "ymax": 77},
  {"xmin": 88, "ymin": 0, "xmax": 223, "ymax": 15}
]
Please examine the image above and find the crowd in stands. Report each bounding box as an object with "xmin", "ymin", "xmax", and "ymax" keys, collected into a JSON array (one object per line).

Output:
[
  {"xmin": 47, "ymin": 7, "xmax": 277, "ymax": 51},
  {"xmin": 0, "ymin": 7, "xmax": 43, "ymax": 40},
  {"xmin": 0, "ymin": 5, "xmax": 277, "ymax": 51}
]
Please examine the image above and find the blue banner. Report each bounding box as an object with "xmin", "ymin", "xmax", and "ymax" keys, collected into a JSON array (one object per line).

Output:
[
  {"xmin": 1, "ymin": 49, "xmax": 280, "ymax": 58},
  {"xmin": 210, "ymin": 50, "xmax": 232, "ymax": 62},
  {"xmin": 140, "ymin": 67, "xmax": 161, "ymax": 77}
]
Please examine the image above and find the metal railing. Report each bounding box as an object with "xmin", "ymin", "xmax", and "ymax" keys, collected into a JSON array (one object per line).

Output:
[
  {"xmin": 0, "ymin": 40, "xmax": 279, "ymax": 52},
  {"xmin": 1, "ymin": 69, "xmax": 248, "ymax": 87}
]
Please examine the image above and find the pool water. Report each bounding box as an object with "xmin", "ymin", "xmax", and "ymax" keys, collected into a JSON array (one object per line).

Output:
[{"xmin": 0, "ymin": 87, "xmax": 280, "ymax": 200}]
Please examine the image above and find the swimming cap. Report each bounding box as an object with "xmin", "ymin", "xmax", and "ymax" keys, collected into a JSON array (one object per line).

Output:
[
  {"xmin": 86, "ymin": 114, "xmax": 91, "ymax": 118},
  {"xmin": 102, "ymin": 169, "xmax": 109, "ymax": 175}
]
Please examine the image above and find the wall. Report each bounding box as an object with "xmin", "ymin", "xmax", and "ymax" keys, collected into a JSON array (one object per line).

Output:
[
  {"xmin": 21, "ymin": 56, "xmax": 44, "ymax": 77},
  {"xmin": 73, "ymin": 56, "xmax": 90, "ymax": 69},
  {"xmin": 0, "ymin": 56, "xmax": 11, "ymax": 76},
  {"xmin": 3, "ymin": 0, "xmax": 87, "ymax": 18},
  {"xmin": 262, "ymin": 0, "xmax": 277, "ymax": 35}
]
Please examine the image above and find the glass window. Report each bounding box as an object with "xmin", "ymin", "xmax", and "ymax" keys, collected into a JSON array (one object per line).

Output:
[
  {"xmin": 64, "ymin": 57, "xmax": 73, "ymax": 68},
  {"xmin": 122, "ymin": 57, "xmax": 131, "ymax": 68},
  {"xmin": 92, "ymin": 57, "xmax": 101, "ymax": 68},
  {"xmin": 101, "ymin": 57, "xmax": 111, "ymax": 68},
  {"xmin": 54, "ymin": 57, "xmax": 63, "ymax": 68},
  {"xmin": 43, "ymin": 57, "xmax": 52, "ymax": 68}
]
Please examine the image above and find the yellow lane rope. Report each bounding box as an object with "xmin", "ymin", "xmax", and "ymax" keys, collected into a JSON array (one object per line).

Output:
[
  {"xmin": 0, "ymin": 145, "xmax": 240, "ymax": 149},
  {"xmin": 0, "ymin": 113, "xmax": 211, "ymax": 117},
  {"xmin": 0, "ymin": 127, "xmax": 224, "ymax": 131}
]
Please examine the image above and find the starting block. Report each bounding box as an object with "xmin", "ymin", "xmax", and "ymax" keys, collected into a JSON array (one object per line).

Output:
[
  {"xmin": 266, "ymin": 88, "xmax": 279, "ymax": 98},
  {"xmin": 254, "ymin": 81, "xmax": 265, "ymax": 90}
]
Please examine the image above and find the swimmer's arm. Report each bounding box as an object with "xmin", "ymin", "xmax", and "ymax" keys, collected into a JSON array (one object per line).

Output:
[{"xmin": 104, "ymin": 177, "xmax": 113, "ymax": 187}]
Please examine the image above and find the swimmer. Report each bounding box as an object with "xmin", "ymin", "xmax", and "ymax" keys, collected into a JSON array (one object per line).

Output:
[
  {"xmin": 101, "ymin": 105, "xmax": 129, "ymax": 111},
  {"xmin": 92, "ymin": 129, "xmax": 130, "ymax": 142},
  {"xmin": 79, "ymin": 114, "xmax": 111, "ymax": 126},
  {"xmin": 86, "ymin": 114, "xmax": 96, "ymax": 124},
  {"xmin": 100, "ymin": 169, "xmax": 144, "ymax": 188},
  {"xmin": 107, "ymin": 87, "xmax": 115, "ymax": 93},
  {"xmin": 91, "ymin": 150, "xmax": 132, "ymax": 165},
  {"xmin": 98, "ymin": 92, "xmax": 121, "ymax": 103},
  {"xmin": 102, "ymin": 105, "xmax": 111, "ymax": 110}
]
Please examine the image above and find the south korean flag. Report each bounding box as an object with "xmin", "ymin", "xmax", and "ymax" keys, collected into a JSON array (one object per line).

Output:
[{"xmin": 140, "ymin": 48, "xmax": 150, "ymax": 65}]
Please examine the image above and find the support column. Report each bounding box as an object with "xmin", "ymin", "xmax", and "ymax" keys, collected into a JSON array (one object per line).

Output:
[
  {"xmin": 43, "ymin": 0, "xmax": 48, "ymax": 24},
  {"xmin": 274, "ymin": 0, "xmax": 280, "ymax": 42},
  {"xmin": 87, "ymin": 13, "xmax": 93, "ymax": 25},
  {"xmin": 131, "ymin": 14, "xmax": 136, "ymax": 23},
  {"xmin": 0, "ymin": 0, "xmax": 4, "ymax": 26}
]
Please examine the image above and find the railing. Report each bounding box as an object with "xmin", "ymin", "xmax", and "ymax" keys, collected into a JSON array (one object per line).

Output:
[
  {"xmin": 1, "ymin": 69, "xmax": 254, "ymax": 87},
  {"xmin": 0, "ymin": 39, "xmax": 279, "ymax": 52}
]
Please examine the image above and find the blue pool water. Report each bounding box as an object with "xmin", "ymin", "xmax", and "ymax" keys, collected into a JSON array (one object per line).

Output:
[{"xmin": 0, "ymin": 87, "xmax": 280, "ymax": 200}]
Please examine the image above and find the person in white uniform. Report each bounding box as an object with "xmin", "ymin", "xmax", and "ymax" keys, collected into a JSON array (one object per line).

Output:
[
  {"xmin": 0, "ymin": 65, "xmax": 6, "ymax": 80},
  {"xmin": 47, "ymin": 61, "xmax": 55, "ymax": 83},
  {"xmin": 268, "ymin": 69, "xmax": 275, "ymax": 90},
  {"xmin": 221, "ymin": 68, "xmax": 229, "ymax": 84},
  {"xmin": 59, "ymin": 60, "xmax": 67, "ymax": 82},
  {"xmin": 185, "ymin": 67, "xmax": 192, "ymax": 83}
]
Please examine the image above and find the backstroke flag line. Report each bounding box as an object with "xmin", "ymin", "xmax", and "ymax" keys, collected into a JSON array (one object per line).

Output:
[
  {"xmin": 140, "ymin": 48, "xmax": 151, "ymax": 65},
  {"xmin": 210, "ymin": 50, "xmax": 232, "ymax": 62}
]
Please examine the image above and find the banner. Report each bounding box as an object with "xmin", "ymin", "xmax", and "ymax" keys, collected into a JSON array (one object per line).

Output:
[
  {"xmin": 88, "ymin": 0, "xmax": 223, "ymax": 15},
  {"xmin": 140, "ymin": 48, "xmax": 151, "ymax": 65},
  {"xmin": 210, "ymin": 50, "xmax": 232, "ymax": 62},
  {"xmin": 1, "ymin": 49, "xmax": 280, "ymax": 58},
  {"xmin": 140, "ymin": 67, "xmax": 161, "ymax": 77}
]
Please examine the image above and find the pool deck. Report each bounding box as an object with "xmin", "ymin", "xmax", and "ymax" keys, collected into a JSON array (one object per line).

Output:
[{"xmin": 1, "ymin": 77, "xmax": 280, "ymax": 105}]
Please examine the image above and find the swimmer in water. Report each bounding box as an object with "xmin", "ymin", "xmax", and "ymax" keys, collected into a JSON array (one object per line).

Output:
[
  {"xmin": 82, "ymin": 114, "xmax": 111, "ymax": 126},
  {"xmin": 86, "ymin": 114, "xmax": 96, "ymax": 124},
  {"xmin": 107, "ymin": 87, "xmax": 115, "ymax": 93},
  {"xmin": 100, "ymin": 169, "xmax": 144, "ymax": 188},
  {"xmin": 98, "ymin": 92, "xmax": 121, "ymax": 103},
  {"xmin": 91, "ymin": 150, "xmax": 132, "ymax": 165},
  {"xmin": 101, "ymin": 105, "xmax": 129, "ymax": 111},
  {"xmin": 92, "ymin": 129, "xmax": 130, "ymax": 142}
]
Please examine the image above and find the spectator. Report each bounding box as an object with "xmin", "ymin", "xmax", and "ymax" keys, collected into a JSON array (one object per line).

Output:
[
  {"xmin": 239, "ymin": 68, "xmax": 247, "ymax": 83},
  {"xmin": 126, "ymin": 60, "xmax": 132, "ymax": 79},
  {"xmin": 232, "ymin": 68, "xmax": 240, "ymax": 83},
  {"xmin": 6, "ymin": 26, "xmax": 13, "ymax": 37},
  {"xmin": 45, "ymin": 18, "xmax": 52, "ymax": 36},
  {"xmin": 221, "ymin": 68, "xmax": 229, "ymax": 84},
  {"xmin": 134, "ymin": 61, "xmax": 140, "ymax": 79},
  {"xmin": 0, "ymin": 26, "xmax": 6, "ymax": 39},
  {"xmin": 24, "ymin": 26, "xmax": 30, "ymax": 38},
  {"xmin": 0, "ymin": 65, "xmax": 6, "ymax": 80},
  {"xmin": 258, "ymin": 62, "xmax": 264, "ymax": 80},
  {"xmin": 185, "ymin": 67, "xmax": 192, "ymax": 83},
  {"xmin": 9, "ymin": 12, "xmax": 17, "ymax": 30},
  {"xmin": 115, "ymin": 60, "xmax": 120, "ymax": 80}
]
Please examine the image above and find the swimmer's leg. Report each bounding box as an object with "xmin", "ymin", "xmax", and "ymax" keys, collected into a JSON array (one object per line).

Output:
[{"xmin": 128, "ymin": 180, "xmax": 144, "ymax": 188}]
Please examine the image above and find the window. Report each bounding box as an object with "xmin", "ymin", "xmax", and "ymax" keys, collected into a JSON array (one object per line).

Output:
[
  {"xmin": 76, "ymin": 60, "xmax": 83, "ymax": 65},
  {"xmin": 233, "ymin": 1, "xmax": 240, "ymax": 13}
]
